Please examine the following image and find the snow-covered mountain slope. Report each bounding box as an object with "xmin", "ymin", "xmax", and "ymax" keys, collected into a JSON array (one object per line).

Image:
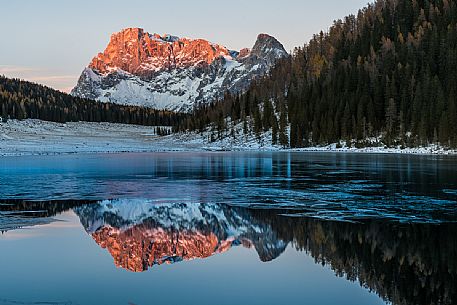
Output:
[{"xmin": 71, "ymin": 28, "xmax": 288, "ymax": 112}]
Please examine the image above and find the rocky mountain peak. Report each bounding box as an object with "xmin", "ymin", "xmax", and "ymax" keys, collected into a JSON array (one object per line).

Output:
[
  {"xmin": 250, "ymin": 33, "xmax": 288, "ymax": 66},
  {"xmin": 72, "ymin": 28, "xmax": 288, "ymax": 112},
  {"xmin": 88, "ymin": 27, "xmax": 232, "ymax": 76}
]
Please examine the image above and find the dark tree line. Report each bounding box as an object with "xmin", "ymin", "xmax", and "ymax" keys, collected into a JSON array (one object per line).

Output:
[
  {"xmin": 0, "ymin": 76, "xmax": 187, "ymax": 126},
  {"xmin": 177, "ymin": 0, "xmax": 457, "ymax": 148}
]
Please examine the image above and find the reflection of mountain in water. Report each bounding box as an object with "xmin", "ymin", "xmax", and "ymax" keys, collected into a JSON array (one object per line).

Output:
[
  {"xmin": 1, "ymin": 199, "xmax": 455, "ymax": 305},
  {"xmin": 74, "ymin": 200, "xmax": 287, "ymax": 272},
  {"xmin": 74, "ymin": 200, "xmax": 457, "ymax": 305}
]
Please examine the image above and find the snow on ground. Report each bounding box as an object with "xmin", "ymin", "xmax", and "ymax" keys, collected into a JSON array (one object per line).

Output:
[
  {"xmin": 177, "ymin": 119, "xmax": 457, "ymax": 155},
  {"xmin": 0, "ymin": 119, "xmax": 456, "ymax": 156},
  {"xmin": 0, "ymin": 119, "xmax": 200, "ymax": 156},
  {"xmin": 291, "ymin": 143, "xmax": 457, "ymax": 155}
]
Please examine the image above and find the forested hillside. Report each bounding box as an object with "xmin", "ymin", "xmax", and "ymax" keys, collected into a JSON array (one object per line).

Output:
[
  {"xmin": 0, "ymin": 76, "xmax": 185, "ymax": 126},
  {"xmin": 176, "ymin": 0, "xmax": 457, "ymax": 148}
]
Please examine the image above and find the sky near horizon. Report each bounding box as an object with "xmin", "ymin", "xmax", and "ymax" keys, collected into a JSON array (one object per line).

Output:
[{"xmin": 0, "ymin": 0, "xmax": 369, "ymax": 92}]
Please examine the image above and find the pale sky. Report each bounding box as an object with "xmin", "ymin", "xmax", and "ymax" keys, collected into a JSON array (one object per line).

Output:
[{"xmin": 0, "ymin": 0, "xmax": 369, "ymax": 92}]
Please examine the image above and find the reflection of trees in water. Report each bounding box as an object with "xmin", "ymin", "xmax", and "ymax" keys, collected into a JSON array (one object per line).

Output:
[
  {"xmin": 76, "ymin": 200, "xmax": 457, "ymax": 305},
  {"xmin": 0, "ymin": 199, "xmax": 96, "ymax": 218},
  {"xmin": 2, "ymin": 200, "xmax": 455, "ymax": 305},
  {"xmin": 0, "ymin": 199, "xmax": 96, "ymax": 232},
  {"xmin": 252, "ymin": 209, "xmax": 457, "ymax": 305}
]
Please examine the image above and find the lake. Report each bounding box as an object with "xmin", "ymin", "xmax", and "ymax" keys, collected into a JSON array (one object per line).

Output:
[{"xmin": 0, "ymin": 152, "xmax": 456, "ymax": 305}]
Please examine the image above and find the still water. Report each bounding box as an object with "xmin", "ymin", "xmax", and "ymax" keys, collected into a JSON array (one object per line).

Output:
[{"xmin": 0, "ymin": 152, "xmax": 456, "ymax": 305}]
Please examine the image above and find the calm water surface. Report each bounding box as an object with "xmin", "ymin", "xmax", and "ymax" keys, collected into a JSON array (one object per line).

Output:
[{"xmin": 0, "ymin": 152, "xmax": 456, "ymax": 305}]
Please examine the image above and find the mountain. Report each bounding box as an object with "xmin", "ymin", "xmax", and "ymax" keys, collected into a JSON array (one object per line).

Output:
[
  {"xmin": 74, "ymin": 199, "xmax": 287, "ymax": 272},
  {"xmin": 71, "ymin": 28, "xmax": 288, "ymax": 112},
  {"xmin": 178, "ymin": 0, "xmax": 457, "ymax": 149}
]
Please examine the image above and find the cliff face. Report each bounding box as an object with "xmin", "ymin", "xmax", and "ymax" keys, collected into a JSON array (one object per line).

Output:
[
  {"xmin": 88, "ymin": 28, "xmax": 233, "ymax": 75},
  {"xmin": 71, "ymin": 28, "xmax": 288, "ymax": 112}
]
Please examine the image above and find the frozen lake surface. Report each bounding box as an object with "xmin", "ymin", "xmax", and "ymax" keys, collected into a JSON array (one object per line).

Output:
[{"xmin": 0, "ymin": 152, "xmax": 456, "ymax": 305}]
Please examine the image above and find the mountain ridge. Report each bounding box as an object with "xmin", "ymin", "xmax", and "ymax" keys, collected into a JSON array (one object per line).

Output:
[{"xmin": 71, "ymin": 28, "xmax": 288, "ymax": 112}]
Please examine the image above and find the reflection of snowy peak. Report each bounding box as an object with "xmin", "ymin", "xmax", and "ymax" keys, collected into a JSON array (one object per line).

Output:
[
  {"xmin": 74, "ymin": 200, "xmax": 287, "ymax": 271},
  {"xmin": 71, "ymin": 28, "xmax": 288, "ymax": 112}
]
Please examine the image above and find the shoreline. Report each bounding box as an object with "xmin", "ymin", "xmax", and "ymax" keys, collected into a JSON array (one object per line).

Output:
[
  {"xmin": 1, "ymin": 119, "xmax": 456, "ymax": 157},
  {"xmin": 2, "ymin": 146, "xmax": 456, "ymax": 158}
]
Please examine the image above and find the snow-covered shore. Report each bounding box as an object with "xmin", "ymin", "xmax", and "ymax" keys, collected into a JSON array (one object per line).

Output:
[
  {"xmin": 0, "ymin": 119, "xmax": 201, "ymax": 156},
  {"xmin": 0, "ymin": 119, "xmax": 456, "ymax": 156}
]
